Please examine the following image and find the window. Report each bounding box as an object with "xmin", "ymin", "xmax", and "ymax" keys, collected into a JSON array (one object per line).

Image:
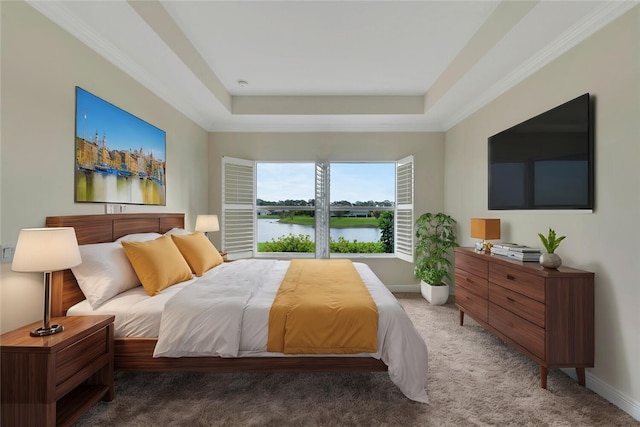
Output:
[
  {"xmin": 328, "ymin": 162, "xmax": 396, "ymax": 255},
  {"xmin": 256, "ymin": 162, "xmax": 316, "ymax": 257},
  {"xmin": 222, "ymin": 156, "xmax": 413, "ymax": 261}
]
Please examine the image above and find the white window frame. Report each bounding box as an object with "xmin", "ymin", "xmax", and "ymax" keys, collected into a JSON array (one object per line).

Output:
[
  {"xmin": 222, "ymin": 156, "xmax": 413, "ymax": 262},
  {"xmin": 221, "ymin": 156, "xmax": 255, "ymax": 260},
  {"xmin": 395, "ymin": 155, "xmax": 414, "ymax": 262}
]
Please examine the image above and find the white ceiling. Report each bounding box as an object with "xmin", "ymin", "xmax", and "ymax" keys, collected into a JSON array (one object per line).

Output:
[{"xmin": 28, "ymin": 1, "xmax": 635, "ymax": 132}]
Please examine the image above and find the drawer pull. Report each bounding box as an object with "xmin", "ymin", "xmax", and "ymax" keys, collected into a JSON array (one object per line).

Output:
[
  {"xmin": 506, "ymin": 296, "xmax": 515, "ymax": 303},
  {"xmin": 466, "ymin": 277, "xmax": 474, "ymax": 284},
  {"xmin": 506, "ymin": 274, "xmax": 516, "ymax": 280}
]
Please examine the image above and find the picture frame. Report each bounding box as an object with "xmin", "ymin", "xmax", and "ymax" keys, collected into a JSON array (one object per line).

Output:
[{"xmin": 74, "ymin": 87, "xmax": 166, "ymax": 206}]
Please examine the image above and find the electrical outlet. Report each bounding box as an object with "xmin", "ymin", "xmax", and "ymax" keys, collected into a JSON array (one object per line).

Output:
[{"xmin": 1, "ymin": 245, "xmax": 15, "ymax": 263}]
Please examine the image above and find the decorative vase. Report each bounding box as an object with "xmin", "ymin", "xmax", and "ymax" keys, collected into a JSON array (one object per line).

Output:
[
  {"xmin": 420, "ymin": 281, "xmax": 450, "ymax": 305},
  {"xmin": 539, "ymin": 252, "xmax": 562, "ymax": 269}
]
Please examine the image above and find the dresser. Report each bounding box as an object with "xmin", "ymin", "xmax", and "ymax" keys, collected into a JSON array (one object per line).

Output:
[
  {"xmin": 454, "ymin": 247, "xmax": 594, "ymax": 388},
  {"xmin": 1, "ymin": 315, "xmax": 114, "ymax": 427}
]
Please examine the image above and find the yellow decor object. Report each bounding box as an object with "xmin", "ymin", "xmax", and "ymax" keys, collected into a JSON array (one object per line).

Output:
[
  {"xmin": 471, "ymin": 218, "xmax": 501, "ymax": 251},
  {"xmin": 470, "ymin": 218, "xmax": 501, "ymax": 241},
  {"xmin": 121, "ymin": 235, "xmax": 192, "ymax": 296},
  {"xmin": 171, "ymin": 232, "xmax": 224, "ymax": 276},
  {"xmin": 267, "ymin": 259, "xmax": 378, "ymax": 354}
]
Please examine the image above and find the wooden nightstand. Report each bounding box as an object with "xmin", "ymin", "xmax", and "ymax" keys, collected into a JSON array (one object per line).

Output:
[{"xmin": 1, "ymin": 315, "xmax": 115, "ymax": 427}]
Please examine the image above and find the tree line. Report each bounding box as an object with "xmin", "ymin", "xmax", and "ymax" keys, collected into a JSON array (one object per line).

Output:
[
  {"xmin": 257, "ymin": 199, "xmax": 394, "ymax": 207},
  {"xmin": 259, "ymin": 211, "xmax": 395, "ymax": 254}
]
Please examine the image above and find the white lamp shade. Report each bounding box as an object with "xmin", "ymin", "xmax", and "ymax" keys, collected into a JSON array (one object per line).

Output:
[
  {"xmin": 195, "ymin": 215, "xmax": 219, "ymax": 233},
  {"xmin": 12, "ymin": 227, "xmax": 82, "ymax": 272}
]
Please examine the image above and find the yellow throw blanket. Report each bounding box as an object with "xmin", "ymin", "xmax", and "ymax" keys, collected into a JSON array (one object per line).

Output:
[{"xmin": 267, "ymin": 259, "xmax": 378, "ymax": 354}]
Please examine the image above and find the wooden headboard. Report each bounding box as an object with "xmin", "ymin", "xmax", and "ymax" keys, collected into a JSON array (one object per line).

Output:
[{"xmin": 46, "ymin": 213, "xmax": 185, "ymax": 317}]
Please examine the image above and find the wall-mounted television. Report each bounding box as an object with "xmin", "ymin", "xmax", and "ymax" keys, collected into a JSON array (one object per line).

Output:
[{"xmin": 488, "ymin": 93, "xmax": 594, "ymax": 210}]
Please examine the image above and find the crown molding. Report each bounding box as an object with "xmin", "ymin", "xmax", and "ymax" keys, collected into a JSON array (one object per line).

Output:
[
  {"xmin": 442, "ymin": 1, "xmax": 638, "ymax": 130},
  {"xmin": 26, "ymin": 1, "xmax": 155, "ymax": 93},
  {"xmin": 25, "ymin": 0, "xmax": 213, "ymax": 130},
  {"xmin": 209, "ymin": 120, "xmax": 444, "ymax": 133},
  {"xmin": 26, "ymin": 1, "xmax": 636, "ymax": 134}
]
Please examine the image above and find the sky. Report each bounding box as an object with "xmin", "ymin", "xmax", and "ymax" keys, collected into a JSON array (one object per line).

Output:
[
  {"xmin": 257, "ymin": 162, "xmax": 396, "ymax": 203},
  {"xmin": 75, "ymin": 87, "xmax": 166, "ymax": 160}
]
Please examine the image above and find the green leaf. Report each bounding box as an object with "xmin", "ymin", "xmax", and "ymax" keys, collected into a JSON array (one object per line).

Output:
[
  {"xmin": 538, "ymin": 228, "xmax": 566, "ymax": 253},
  {"xmin": 414, "ymin": 212, "xmax": 458, "ymax": 285}
]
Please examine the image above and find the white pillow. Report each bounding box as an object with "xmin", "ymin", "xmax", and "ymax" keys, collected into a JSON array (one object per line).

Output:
[
  {"xmin": 71, "ymin": 242, "xmax": 141, "ymax": 309},
  {"xmin": 115, "ymin": 232, "xmax": 162, "ymax": 242},
  {"xmin": 164, "ymin": 228, "xmax": 191, "ymax": 236}
]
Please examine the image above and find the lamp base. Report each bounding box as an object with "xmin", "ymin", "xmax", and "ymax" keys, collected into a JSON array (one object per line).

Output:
[
  {"xmin": 30, "ymin": 324, "xmax": 64, "ymax": 337},
  {"xmin": 474, "ymin": 240, "xmax": 487, "ymax": 253}
]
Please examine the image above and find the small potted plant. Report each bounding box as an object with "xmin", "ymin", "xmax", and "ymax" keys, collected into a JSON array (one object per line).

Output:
[
  {"xmin": 538, "ymin": 228, "xmax": 566, "ymax": 269},
  {"xmin": 414, "ymin": 212, "xmax": 458, "ymax": 305}
]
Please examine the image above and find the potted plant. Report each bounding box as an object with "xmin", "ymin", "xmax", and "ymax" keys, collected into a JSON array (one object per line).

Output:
[
  {"xmin": 538, "ymin": 228, "xmax": 566, "ymax": 269},
  {"xmin": 414, "ymin": 212, "xmax": 458, "ymax": 305}
]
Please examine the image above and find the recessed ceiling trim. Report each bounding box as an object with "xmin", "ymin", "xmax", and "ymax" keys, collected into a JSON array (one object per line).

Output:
[
  {"xmin": 210, "ymin": 121, "xmax": 444, "ymax": 133},
  {"xmin": 441, "ymin": 1, "xmax": 637, "ymax": 130},
  {"xmin": 27, "ymin": 1, "xmax": 632, "ymax": 133},
  {"xmin": 25, "ymin": 0, "xmax": 215, "ymax": 130},
  {"xmin": 424, "ymin": 0, "xmax": 536, "ymax": 113},
  {"xmin": 127, "ymin": 0, "xmax": 232, "ymax": 112},
  {"xmin": 232, "ymin": 95, "xmax": 426, "ymax": 115}
]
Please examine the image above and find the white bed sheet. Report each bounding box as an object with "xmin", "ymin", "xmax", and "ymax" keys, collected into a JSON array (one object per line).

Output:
[
  {"xmin": 68, "ymin": 260, "xmax": 282, "ymax": 348},
  {"xmin": 68, "ymin": 259, "xmax": 429, "ymax": 402},
  {"xmin": 68, "ymin": 275, "xmax": 198, "ymax": 338}
]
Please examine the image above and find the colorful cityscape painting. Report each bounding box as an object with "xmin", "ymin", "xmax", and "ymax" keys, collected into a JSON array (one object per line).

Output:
[{"xmin": 75, "ymin": 87, "xmax": 166, "ymax": 205}]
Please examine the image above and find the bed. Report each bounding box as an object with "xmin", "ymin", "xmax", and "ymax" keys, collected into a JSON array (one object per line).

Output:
[{"xmin": 46, "ymin": 213, "xmax": 428, "ymax": 402}]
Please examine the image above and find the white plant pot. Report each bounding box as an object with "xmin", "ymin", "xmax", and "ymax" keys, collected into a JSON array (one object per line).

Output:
[
  {"xmin": 420, "ymin": 280, "xmax": 450, "ymax": 305},
  {"xmin": 539, "ymin": 252, "xmax": 562, "ymax": 269}
]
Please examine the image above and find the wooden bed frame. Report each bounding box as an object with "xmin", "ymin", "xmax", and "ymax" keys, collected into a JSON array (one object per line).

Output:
[{"xmin": 46, "ymin": 213, "xmax": 387, "ymax": 373}]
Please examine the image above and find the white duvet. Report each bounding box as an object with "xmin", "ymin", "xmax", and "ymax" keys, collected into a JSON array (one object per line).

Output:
[{"xmin": 69, "ymin": 259, "xmax": 429, "ymax": 402}]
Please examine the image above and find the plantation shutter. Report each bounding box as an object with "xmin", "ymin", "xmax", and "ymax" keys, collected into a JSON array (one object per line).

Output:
[
  {"xmin": 395, "ymin": 155, "xmax": 414, "ymax": 263},
  {"xmin": 315, "ymin": 161, "xmax": 330, "ymax": 259},
  {"xmin": 222, "ymin": 156, "xmax": 255, "ymax": 259}
]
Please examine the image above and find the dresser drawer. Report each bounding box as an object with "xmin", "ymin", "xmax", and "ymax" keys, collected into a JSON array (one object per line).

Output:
[
  {"xmin": 489, "ymin": 263, "xmax": 545, "ymax": 303},
  {"xmin": 489, "ymin": 283, "xmax": 545, "ymax": 328},
  {"xmin": 56, "ymin": 327, "xmax": 108, "ymax": 387},
  {"xmin": 455, "ymin": 269, "xmax": 488, "ymax": 299},
  {"xmin": 455, "ymin": 253, "xmax": 488, "ymax": 279},
  {"xmin": 489, "ymin": 303, "xmax": 544, "ymax": 360},
  {"xmin": 455, "ymin": 285, "xmax": 488, "ymax": 323}
]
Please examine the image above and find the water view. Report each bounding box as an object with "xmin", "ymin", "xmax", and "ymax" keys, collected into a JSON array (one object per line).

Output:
[{"xmin": 258, "ymin": 218, "xmax": 380, "ymax": 243}]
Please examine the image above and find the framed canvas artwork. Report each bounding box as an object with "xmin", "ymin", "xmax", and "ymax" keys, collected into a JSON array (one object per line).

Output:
[{"xmin": 74, "ymin": 87, "xmax": 166, "ymax": 205}]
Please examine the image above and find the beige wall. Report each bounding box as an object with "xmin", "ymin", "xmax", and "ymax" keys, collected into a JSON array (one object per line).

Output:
[
  {"xmin": 2, "ymin": 0, "xmax": 638, "ymax": 418},
  {"xmin": 0, "ymin": 1, "xmax": 209, "ymax": 333},
  {"xmin": 209, "ymin": 132, "xmax": 445, "ymax": 286},
  {"xmin": 445, "ymin": 6, "xmax": 639, "ymax": 412}
]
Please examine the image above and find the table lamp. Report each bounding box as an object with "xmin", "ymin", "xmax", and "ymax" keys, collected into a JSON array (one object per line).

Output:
[
  {"xmin": 11, "ymin": 227, "xmax": 82, "ymax": 337},
  {"xmin": 195, "ymin": 214, "xmax": 220, "ymax": 236},
  {"xmin": 470, "ymin": 218, "xmax": 501, "ymax": 252}
]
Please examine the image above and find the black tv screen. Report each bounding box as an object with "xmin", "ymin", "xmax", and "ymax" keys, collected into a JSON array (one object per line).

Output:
[{"xmin": 488, "ymin": 93, "xmax": 594, "ymax": 210}]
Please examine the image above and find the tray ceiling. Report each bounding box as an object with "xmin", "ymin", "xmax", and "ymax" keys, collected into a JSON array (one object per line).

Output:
[{"xmin": 28, "ymin": 1, "xmax": 634, "ymax": 132}]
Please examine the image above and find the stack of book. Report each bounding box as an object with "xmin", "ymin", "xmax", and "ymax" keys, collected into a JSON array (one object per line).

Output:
[{"xmin": 490, "ymin": 243, "xmax": 541, "ymax": 262}]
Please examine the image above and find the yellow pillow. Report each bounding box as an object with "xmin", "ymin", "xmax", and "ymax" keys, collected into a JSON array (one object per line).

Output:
[
  {"xmin": 171, "ymin": 232, "xmax": 224, "ymax": 276},
  {"xmin": 121, "ymin": 235, "xmax": 193, "ymax": 296}
]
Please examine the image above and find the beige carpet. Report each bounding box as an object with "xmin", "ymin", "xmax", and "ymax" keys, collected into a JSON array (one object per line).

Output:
[{"xmin": 76, "ymin": 294, "xmax": 638, "ymax": 426}]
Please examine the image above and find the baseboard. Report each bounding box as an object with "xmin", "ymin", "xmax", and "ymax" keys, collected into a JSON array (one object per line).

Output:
[
  {"xmin": 561, "ymin": 368, "xmax": 640, "ymax": 421},
  {"xmin": 387, "ymin": 284, "xmax": 420, "ymax": 293}
]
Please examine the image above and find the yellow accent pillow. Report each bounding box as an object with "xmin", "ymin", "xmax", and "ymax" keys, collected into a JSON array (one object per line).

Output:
[
  {"xmin": 170, "ymin": 232, "xmax": 224, "ymax": 276},
  {"xmin": 121, "ymin": 235, "xmax": 193, "ymax": 296}
]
